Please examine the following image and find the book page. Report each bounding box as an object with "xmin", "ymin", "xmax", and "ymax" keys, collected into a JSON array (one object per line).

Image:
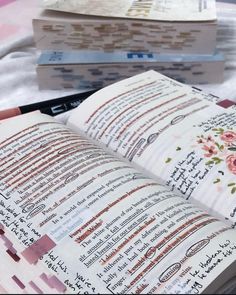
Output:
[
  {"xmin": 43, "ymin": 0, "xmax": 217, "ymax": 21},
  {"xmin": 68, "ymin": 70, "xmax": 236, "ymax": 229},
  {"xmin": 0, "ymin": 235, "xmax": 59, "ymax": 294},
  {"xmin": 1, "ymin": 111, "xmax": 236, "ymax": 294}
]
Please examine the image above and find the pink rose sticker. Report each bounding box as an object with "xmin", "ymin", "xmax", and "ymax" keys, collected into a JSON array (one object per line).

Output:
[
  {"xmin": 220, "ymin": 131, "xmax": 236, "ymax": 143},
  {"xmin": 202, "ymin": 145, "xmax": 217, "ymax": 157},
  {"xmin": 226, "ymin": 154, "xmax": 236, "ymax": 175}
]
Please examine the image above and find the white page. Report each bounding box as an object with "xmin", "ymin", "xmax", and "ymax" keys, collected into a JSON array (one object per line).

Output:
[
  {"xmin": 1, "ymin": 111, "xmax": 236, "ymax": 294},
  {"xmin": 43, "ymin": 0, "xmax": 217, "ymax": 21},
  {"xmin": 68, "ymin": 70, "xmax": 236, "ymax": 229}
]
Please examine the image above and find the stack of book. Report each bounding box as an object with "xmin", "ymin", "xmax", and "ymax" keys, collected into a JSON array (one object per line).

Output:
[{"xmin": 33, "ymin": 0, "xmax": 224, "ymax": 90}]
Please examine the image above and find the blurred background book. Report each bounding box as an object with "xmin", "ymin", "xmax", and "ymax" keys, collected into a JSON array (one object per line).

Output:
[
  {"xmin": 33, "ymin": 0, "xmax": 225, "ymax": 89},
  {"xmin": 37, "ymin": 50, "xmax": 225, "ymax": 90}
]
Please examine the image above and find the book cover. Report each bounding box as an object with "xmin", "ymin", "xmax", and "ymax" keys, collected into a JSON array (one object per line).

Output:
[{"xmin": 43, "ymin": 0, "xmax": 217, "ymax": 21}]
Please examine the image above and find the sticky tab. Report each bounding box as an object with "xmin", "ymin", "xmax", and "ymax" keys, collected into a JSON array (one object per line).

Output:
[
  {"xmin": 217, "ymin": 99, "xmax": 235, "ymax": 108},
  {"xmin": 21, "ymin": 235, "xmax": 56, "ymax": 264}
]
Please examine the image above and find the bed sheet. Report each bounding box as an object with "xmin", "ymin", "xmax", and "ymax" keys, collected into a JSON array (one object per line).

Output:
[{"xmin": 0, "ymin": 0, "xmax": 235, "ymax": 123}]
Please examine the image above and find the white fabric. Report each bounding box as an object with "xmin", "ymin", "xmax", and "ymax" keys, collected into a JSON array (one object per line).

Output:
[
  {"xmin": 0, "ymin": 38, "xmax": 79, "ymax": 104},
  {"xmin": 0, "ymin": 0, "xmax": 79, "ymax": 115},
  {"xmin": 0, "ymin": 0, "xmax": 235, "ymax": 122}
]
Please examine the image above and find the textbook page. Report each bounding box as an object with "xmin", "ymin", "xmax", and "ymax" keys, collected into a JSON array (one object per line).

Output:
[
  {"xmin": 1, "ymin": 112, "xmax": 236, "ymax": 294},
  {"xmin": 43, "ymin": 0, "xmax": 217, "ymax": 21},
  {"xmin": 68, "ymin": 70, "xmax": 236, "ymax": 229}
]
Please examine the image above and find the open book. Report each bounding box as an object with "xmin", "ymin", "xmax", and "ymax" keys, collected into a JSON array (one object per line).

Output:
[{"xmin": 1, "ymin": 70, "xmax": 236, "ymax": 294}]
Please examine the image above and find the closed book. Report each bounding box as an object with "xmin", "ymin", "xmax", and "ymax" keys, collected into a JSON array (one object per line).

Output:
[
  {"xmin": 33, "ymin": 0, "xmax": 218, "ymax": 55},
  {"xmin": 36, "ymin": 50, "xmax": 225, "ymax": 90}
]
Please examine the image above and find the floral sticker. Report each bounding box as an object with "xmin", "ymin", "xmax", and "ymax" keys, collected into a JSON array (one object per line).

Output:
[{"xmin": 197, "ymin": 128, "xmax": 236, "ymax": 194}]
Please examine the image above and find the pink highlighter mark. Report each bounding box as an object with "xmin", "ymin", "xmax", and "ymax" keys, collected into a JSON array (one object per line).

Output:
[
  {"xmin": 0, "ymin": 107, "xmax": 21, "ymax": 120},
  {"xmin": 21, "ymin": 235, "xmax": 56, "ymax": 264},
  {"xmin": 40, "ymin": 273, "xmax": 66, "ymax": 293},
  {"xmin": 0, "ymin": 0, "xmax": 16, "ymax": 8}
]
